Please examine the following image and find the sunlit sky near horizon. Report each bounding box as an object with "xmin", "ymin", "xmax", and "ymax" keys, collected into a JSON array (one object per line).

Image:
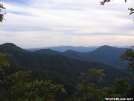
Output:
[{"xmin": 0, "ymin": 0, "xmax": 134, "ymax": 48}]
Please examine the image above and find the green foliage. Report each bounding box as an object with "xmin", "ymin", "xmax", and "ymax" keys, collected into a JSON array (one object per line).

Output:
[
  {"xmin": 0, "ymin": 52, "xmax": 10, "ymax": 71},
  {"xmin": 0, "ymin": 52, "xmax": 11, "ymax": 101},
  {"xmin": 88, "ymin": 68, "xmax": 106, "ymax": 83},
  {"xmin": 112, "ymin": 77, "xmax": 129, "ymax": 97},
  {"xmin": 68, "ymin": 68, "xmax": 131, "ymax": 101},
  {"xmin": 0, "ymin": 71, "xmax": 66, "ymax": 101},
  {"xmin": 0, "ymin": 66, "xmax": 77, "ymax": 100},
  {"xmin": 0, "ymin": 2, "xmax": 6, "ymax": 22},
  {"xmin": 120, "ymin": 47, "xmax": 134, "ymax": 70},
  {"xmin": 69, "ymin": 68, "xmax": 106, "ymax": 101},
  {"xmin": 79, "ymin": 68, "xmax": 106, "ymax": 88}
]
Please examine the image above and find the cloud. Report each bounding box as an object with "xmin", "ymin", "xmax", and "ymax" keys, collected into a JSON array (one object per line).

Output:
[{"xmin": 0, "ymin": 0, "xmax": 134, "ymax": 48}]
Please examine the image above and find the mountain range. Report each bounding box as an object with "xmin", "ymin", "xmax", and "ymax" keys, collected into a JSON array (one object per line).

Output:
[
  {"xmin": 34, "ymin": 45, "xmax": 128, "ymax": 68},
  {"xmin": 0, "ymin": 43, "xmax": 133, "ymax": 96},
  {"xmin": 26, "ymin": 46, "xmax": 98, "ymax": 52}
]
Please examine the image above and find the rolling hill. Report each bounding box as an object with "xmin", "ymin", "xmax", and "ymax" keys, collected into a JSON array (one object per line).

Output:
[
  {"xmin": 0, "ymin": 43, "xmax": 131, "ymax": 82},
  {"xmin": 26, "ymin": 46, "xmax": 98, "ymax": 52},
  {"xmin": 35, "ymin": 45, "xmax": 128, "ymax": 68}
]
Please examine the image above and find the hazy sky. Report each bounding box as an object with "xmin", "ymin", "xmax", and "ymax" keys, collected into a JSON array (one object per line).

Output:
[{"xmin": 0, "ymin": 0, "xmax": 134, "ymax": 48}]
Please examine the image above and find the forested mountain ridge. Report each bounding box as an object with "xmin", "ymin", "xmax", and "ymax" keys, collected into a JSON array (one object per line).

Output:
[
  {"xmin": 0, "ymin": 43, "xmax": 28, "ymax": 52},
  {"xmin": 0, "ymin": 43, "xmax": 133, "ymax": 100},
  {"xmin": 35, "ymin": 45, "xmax": 127, "ymax": 68},
  {"xmin": 85, "ymin": 45, "xmax": 127, "ymax": 68},
  {"xmin": 26, "ymin": 46, "xmax": 98, "ymax": 52},
  {"xmin": 0, "ymin": 43, "xmax": 132, "ymax": 84}
]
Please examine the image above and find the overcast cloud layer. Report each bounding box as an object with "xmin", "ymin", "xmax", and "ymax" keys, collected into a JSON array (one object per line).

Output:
[{"xmin": 0, "ymin": 0, "xmax": 134, "ymax": 48}]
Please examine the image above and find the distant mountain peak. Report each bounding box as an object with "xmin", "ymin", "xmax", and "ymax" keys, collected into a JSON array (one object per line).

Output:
[
  {"xmin": 102, "ymin": 45, "xmax": 110, "ymax": 47},
  {"xmin": 99, "ymin": 45, "xmax": 112, "ymax": 48},
  {"xmin": 2, "ymin": 43, "xmax": 17, "ymax": 47},
  {"xmin": 0, "ymin": 43, "xmax": 26, "ymax": 52},
  {"xmin": 95, "ymin": 45, "xmax": 114, "ymax": 51}
]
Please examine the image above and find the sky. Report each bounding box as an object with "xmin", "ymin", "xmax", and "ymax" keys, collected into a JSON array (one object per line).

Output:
[{"xmin": 0, "ymin": 0, "xmax": 134, "ymax": 48}]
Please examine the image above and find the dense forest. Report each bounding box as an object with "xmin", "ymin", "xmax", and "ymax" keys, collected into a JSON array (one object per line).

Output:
[{"xmin": 0, "ymin": 43, "xmax": 134, "ymax": 101}]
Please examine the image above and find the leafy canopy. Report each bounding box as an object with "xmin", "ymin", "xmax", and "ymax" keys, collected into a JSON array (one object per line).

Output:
[
  {"xmin": 0, "ymin": 70, "xmax": 66, "ymax": 101},
  {"xmin": 0, "ymin": 1, "xmax": 6, "ymax": 22},
  {"xmin": 112, "ymin": 77, "xmax": 129, "ymax": 97},
  {"xmin": 120, "ymin": 47, "xmax": 134, "ymax": 70},
  {"xmin": 0, "ymin": 52, "xmax": 10, "ymax": 71},
  {"xmin": 68, "ymin": 68, "xmax": 106, "ymax": 101}
]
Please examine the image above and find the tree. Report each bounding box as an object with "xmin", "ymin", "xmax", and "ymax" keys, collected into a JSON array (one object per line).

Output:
[
  {"xmin": 100, "ymin": 0, "xmax": 127, "ymax": 5},
  {"xmin": 120, "ymin": 47, "xmax": 134, "ymax": 98},
  {"xmin": 0, "ymin": 52, "xmax": 10, "ymax": 71},
  {"xmin": 100, "ymin": 0, "xmax": 134, "ymax": 16},
  {"xmin": 120, "ymin": 47, "xmax": 134, "ymax": 70},
  {"xmin": 0, "ymin": 1, "xmax": 6, "ymax": 22},
  {"xmin": 0, "ymin": 52, "xmax": 11, "ymax": 101},
  {"xmin": 0, "ymin": 70, "xmax": 66, "ymax": 101},
  {"xmin": 112, "ymin": 77, "xmax": 129, "ymax": 97},
  {"xmin": 67, "ymin": 68, "xmax": 106, "ymax": 101}
]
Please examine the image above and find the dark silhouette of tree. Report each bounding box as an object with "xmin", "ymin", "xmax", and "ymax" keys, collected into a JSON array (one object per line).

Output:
[
  {"xmin": 100, "ymin": 0, "xmax": 127, "ymax": 5},
  {"xmin": 0, "ymin": 1, "xmax": 6, "ymax": 22},
  {"xmin": 120, "ymin": 47, "xmax": 134, "ymax": 98},
  {"xmin": 100, "ymin": 0, "xmax": 134, "ymax": 16},
  {"xmin": 120, "ymin": 47, "xmax": 134, "ymax": 70}
]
